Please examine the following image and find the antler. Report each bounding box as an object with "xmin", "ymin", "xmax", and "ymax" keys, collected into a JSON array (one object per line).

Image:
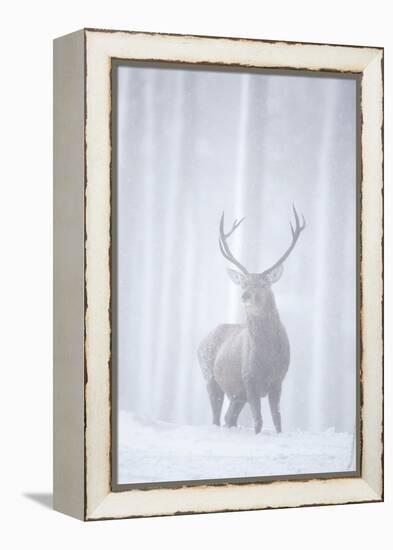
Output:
[
  {"xmin": 219, "ymin": 212, "xmax": 249, "ymax": 275},
  {"xmin": 261, "ymin": 204, "xmax": 306, "ymax": 276}
]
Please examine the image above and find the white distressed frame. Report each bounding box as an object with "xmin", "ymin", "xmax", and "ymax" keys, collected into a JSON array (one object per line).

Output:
[{"xmin": 54, "ymin": 28, "xmax": 383, "ymax": 521}]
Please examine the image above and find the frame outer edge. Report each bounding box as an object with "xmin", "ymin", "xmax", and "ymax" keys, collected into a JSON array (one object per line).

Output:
[
  {"xmin": 53, "ymin": 29, "xmax": 86, "ymax": 521},
  {"xmin": 360, "ymin": 50, "xmax": 384, "ymax": 499}
]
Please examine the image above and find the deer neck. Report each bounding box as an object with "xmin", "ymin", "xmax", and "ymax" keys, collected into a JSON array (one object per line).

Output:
[{"xmin": 246, "ymin": 293, "xmax": 281, "ymax": 339}]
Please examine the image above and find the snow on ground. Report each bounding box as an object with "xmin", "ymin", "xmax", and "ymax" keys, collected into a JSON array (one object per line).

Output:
[{"xmin": 118, "ymin": 411, "xmax": 355, "ymax": 484}]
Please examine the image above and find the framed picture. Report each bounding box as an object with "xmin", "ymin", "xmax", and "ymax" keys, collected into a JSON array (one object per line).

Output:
[{"xmin": 53, "ymin": 28, "xmax": 383, "ymax": 520}]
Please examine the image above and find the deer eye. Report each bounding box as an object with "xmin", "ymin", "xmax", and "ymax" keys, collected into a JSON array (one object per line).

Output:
[{"xmin": 242, "ymin": 291, "xmax": 251, "ymax": 302}]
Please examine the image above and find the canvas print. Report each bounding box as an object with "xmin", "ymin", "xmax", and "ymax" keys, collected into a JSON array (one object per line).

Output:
[{"xmin": 112, "ymin": 62, "xmax": 358, "ymax": 487}]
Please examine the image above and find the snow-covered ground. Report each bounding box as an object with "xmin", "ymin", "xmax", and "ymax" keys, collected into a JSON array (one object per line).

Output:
[{"xmin": 118, "ymin": 411, "xmax": 356, "ymax": 484}]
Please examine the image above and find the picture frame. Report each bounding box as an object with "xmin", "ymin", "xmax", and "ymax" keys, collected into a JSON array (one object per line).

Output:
[{"xmin": 53, "ymin": 28, "xmax": 383, "ymax": 520}]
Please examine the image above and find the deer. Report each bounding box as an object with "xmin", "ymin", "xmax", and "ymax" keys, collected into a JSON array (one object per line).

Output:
[{"xmin": 198, "ymin": 206, "xmax": 305, "ymax": 434}]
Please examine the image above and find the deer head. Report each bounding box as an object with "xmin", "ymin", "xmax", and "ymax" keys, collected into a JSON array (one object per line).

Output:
[{"xmin": 219, "ymin": 206, "xmax": 306, "ymax": 317}]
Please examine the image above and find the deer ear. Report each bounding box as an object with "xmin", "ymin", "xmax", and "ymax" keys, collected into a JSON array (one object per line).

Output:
[
  {"xmin": 227, "ymin": 269, "xmax": 247, "ymax": 287},
  {"xmin": 264, "ymin": 264, "xmax": 284, "ymax": 284}
]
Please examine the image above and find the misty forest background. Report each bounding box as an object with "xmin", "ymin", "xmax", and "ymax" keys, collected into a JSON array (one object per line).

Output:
[{"xmin": 115, "ymin": 64, "xmax": 357, "ymax": 435}]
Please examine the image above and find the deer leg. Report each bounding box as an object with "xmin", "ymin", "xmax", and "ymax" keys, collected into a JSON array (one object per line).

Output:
[
  {"xmin": 206, "ymin": 378, "xmax": 224, "ymax": 426},
  {"xmin": 224, "ymin": 398, "xmax": 246, "ymax": 428},
  {"xmin": 245, "ymin": 376, "xmax": 262, "ymax": 434},
  {"xmin": 268, "ymin": 385, "xmax": 282, "ymax": 433}
]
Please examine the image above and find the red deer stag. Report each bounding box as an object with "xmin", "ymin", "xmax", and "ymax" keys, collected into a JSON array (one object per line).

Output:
[{"xmin": 198, "ymin": 207, "xmax": 305, "ymax": 434}]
